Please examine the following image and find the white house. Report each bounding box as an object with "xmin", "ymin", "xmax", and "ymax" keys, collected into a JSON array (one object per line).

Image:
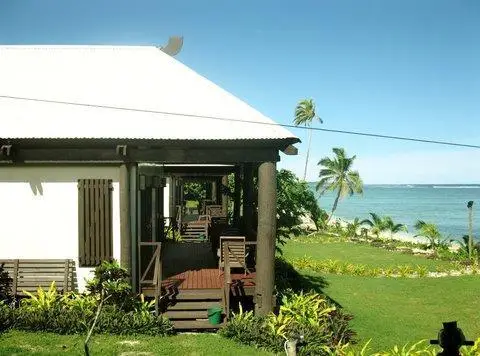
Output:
[{"xmin": 0, "ymin": 45, "xmax": 298, "ymax": 316}]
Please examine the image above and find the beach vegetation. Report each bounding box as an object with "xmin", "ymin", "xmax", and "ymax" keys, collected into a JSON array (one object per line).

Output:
[
  {"xmin": 414, "ymin": 220, "xmax": 442, "ymax": 248},
  {"xmin": 361, "ymin": 213, "xmax": 407, "ymax": 239},
  {"xmin": 316, "ymin": 147, "xmax": 363, "ymax": 222},
  {"xmin": 293, "ymin": 98, "xmax": 323, "ymax": 181}
]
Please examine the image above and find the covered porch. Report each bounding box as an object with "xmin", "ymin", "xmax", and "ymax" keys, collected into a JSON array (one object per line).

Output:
[{"xmin": 132, "ymin": 161, "xmax": 278, "ymax": 328}]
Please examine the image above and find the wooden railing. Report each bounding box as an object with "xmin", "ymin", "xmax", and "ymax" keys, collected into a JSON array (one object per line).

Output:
[
  {"xmin": 222, "ymin": 241, "xmax": 256, "ymax": 320},
  {"xmin": 138, "ymin": 242, "xmax": 162, "ymax": 315}
]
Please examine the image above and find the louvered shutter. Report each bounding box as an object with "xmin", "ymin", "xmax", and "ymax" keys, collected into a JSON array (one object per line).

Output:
[{"xmin": 78, "ymin": 179, "xmax": 113, "ymax": 267}]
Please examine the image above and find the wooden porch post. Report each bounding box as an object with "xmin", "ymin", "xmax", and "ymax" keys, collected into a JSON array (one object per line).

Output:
[
  {"xmin": 221, "ymin": 175, "xmax": 228, "ymax": 215},
  {"xmin": 233, "ymin": 167, "xmax": 241, "ymax": 226},
  {"xmin": 120, "ymin": 164, "xmax": 132, "ymax": 276},
  {"xmin": 129, "ymin": 164, "xmax": 138, "ymax": 292},
  {"xmin": 211, "ymin": 180, "xmax": 217, "ymax": 202},
  {"xmin": 255, "ymin": 161, "xmax": 276, "ymax": 316},
  {"xmin": 243, "ymin": 163, "xmax": 254, "ymax": 239}
]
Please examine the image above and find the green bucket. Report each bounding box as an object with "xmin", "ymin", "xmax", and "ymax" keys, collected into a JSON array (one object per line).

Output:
[{"xmin": 207, "ymin": 307, "xmax": 223, "ymax": 325}]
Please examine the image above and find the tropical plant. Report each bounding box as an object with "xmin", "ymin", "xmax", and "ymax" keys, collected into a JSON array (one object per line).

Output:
[
  {"xmin": 221, "ymin": 291, "xmax": 355, "ymax": 355},
  {"xmin": 0, "ymin": 263, "xmax": 12, "ymax": 302},
  {"xmin": 361, "ymin": 213, "xmax": 387, "ymax": 238},
  {"xmin": 414, "ymin": 220, "xmax": 442, "ymax": 248},
  {"xmin": 344, "ymin": 218, "xmax": 362, "ymax": 238},
  {"xmin": 21, "ymin": 281, "xmax": 59, "ymax": 312},
  {"xmin": 276, "ymin": 170, "xmax": 324, "ymax": 252},
  {"xmin": 375, "ymin": 339, "xmax": 436, "ymax": 355},
  {"xmin": 361, "ymin": 213, "xmax": 407, "ymax": 239},
  {"xmin": 317, "ymin": 148, "xmax": 363, "ymax": 222},
  {"xmin": 383, "ymin": 216, "xmax": 408, "ymax": 238},
  {"xmin": 0, "ymin": 301, "xmax": 14, "ymax": 332},
  {"xmin": 85, "ymin": 260, "xmax": 133, "ymax": 310},
  {"xmin": 294, "ymin": 99, "xmax": 323, "ymax": 181},
  {"xmin": 459, "ymin": 235, "xmax": 480, "ymax": 261}
]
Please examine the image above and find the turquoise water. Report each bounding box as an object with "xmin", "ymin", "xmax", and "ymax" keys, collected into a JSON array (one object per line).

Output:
[{"xmin": 311, "ymin": 184, "xmax": 480, "ymax": 241}]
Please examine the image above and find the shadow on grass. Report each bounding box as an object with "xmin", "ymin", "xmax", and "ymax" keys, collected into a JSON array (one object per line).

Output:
[{"xmin": 275, "ymin": 257, "xmax": 343, "ymax": 308}]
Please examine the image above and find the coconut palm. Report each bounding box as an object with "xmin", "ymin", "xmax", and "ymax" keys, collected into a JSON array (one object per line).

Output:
[
  {"xmin": 383, "ymin": 216, "xmax": 408, "ymax": 238},
  {"xmin": 294, "ymin": 99, "xmax": 323, "ymax": 181},
  {"xmin": 317, "ymin": 147, "xmax": 363, "ymax": 221},
  {"xmin": 414, "ymin": 220, "xmax": 442, "ymax": 248},
  {"xmin": 345, "ymin": 217, "xmax": 362, "ymax": 238},
  {"xmin": 361, "ymin": 213, "xmax": 387, "ymax": 238},
  {"xmin": 467, "ymin": 201, "xmax": 474, "ymax": 259}
]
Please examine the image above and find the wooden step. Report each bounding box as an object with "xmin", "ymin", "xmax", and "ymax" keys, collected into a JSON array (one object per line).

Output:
[
  {"xmin": 166, "ymin": 301, "xmax": 222, "ymax": 310},
  {"xmin": 166, "ymin": 289, "xmax": 222, "ymax": 300},
  {"xmin": 172, "ymin": 319, "xmax": 224, "ymax": 329},
  {"xmin": 164, "ymin": 310, "xmax": 208, "ymax": 319}
]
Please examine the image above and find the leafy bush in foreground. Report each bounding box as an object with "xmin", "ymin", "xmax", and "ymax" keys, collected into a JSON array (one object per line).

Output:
[
  {"xmin": 0, "ymin": 263, "xmax": 12, "ymax": 302},
  {"xmin": 220, "ymin": 291, "xmax": 355, "ymax": 355},
  {"xmin": 1, "ymin": 260, "xmax": 174, "ymax": 336}
]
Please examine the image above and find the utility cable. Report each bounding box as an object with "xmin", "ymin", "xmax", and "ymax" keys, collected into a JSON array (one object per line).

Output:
[{"xmin": 1, "ymin": 94, "xmax": 479, "ymax": 149}]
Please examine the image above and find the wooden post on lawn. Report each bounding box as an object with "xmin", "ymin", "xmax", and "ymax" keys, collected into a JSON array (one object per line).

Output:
[
  {"xmin": 255, "ymin": 161, "xmax": 276, "ymax": 316},
  {"xmin": 243, "ymin": 163, "xmax": 254, "ymax": 240},
  {"xmin": 120, "ymin": 164, "xmax": 132, "ymax": 276}
]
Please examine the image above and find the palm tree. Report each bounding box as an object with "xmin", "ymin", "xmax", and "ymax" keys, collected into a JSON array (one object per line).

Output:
[
  {"xmin": 383, "ymin": 216, "xmax": 408, "ymax": 238},
  {"xmin": 317, "ymin": 147, "xmax": 363, "ymax": 222},
  {"xmin": 467, "ymin": 201, "xmax": 474, "ymax": 260},
  {"xmin": 414, "ymin": 220, "xmax": 441, "ymax": 248},
  {"xmin": 294, "ymin": 99, "xmax": 323, "ymax": 181},
  {"xmin": 345, "ymin": 217, "xmax": 362, "ymax": 238},
  {"xmin": 361, "ymin": 212, "xmax": 386, "ymax": 238}
]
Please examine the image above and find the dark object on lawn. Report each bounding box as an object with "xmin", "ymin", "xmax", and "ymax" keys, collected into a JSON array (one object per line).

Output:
[{"xmin": 430, "ymin": 321, "xmax": 474, "ymax": 356}]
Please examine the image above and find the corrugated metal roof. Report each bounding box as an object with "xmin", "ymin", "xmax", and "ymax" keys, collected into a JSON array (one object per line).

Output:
[{"xmin": 0, "ymin": 46, "xmax": 298, "ymax": 142}]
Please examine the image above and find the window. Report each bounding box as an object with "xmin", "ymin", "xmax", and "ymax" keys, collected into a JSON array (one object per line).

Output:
[{"xmin": 78, "ymin": 179, "xmax": 113, "ymax": 267}]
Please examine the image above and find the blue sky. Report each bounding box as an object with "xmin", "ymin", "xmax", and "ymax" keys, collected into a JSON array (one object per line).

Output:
[{"xmin": 1, "ymin": 0, "xmax": 479, "ymax": 183}]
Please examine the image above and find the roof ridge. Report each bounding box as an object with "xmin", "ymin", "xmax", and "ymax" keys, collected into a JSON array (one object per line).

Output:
[{"xmin": 0, "ymin": 45, "xmax": 158, "ymax": 50}]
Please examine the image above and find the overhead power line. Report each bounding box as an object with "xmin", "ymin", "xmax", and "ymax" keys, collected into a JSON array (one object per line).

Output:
[{"xmin": 1, "ymin": 94, "xmax": 479, "ymax": 149}]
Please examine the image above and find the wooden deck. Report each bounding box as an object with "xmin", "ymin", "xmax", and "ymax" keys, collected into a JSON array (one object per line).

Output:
[
  {"xmin": 162, "ymin": 268, "xmax": 255, "ymax": 290},
  {"xmin": 142, "ymin": 268, "xmax": 255, "ymax": 297}
]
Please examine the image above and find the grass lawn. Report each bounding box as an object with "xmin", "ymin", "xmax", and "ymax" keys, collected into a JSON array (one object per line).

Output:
[
  {"xmin": 322, "ymin": 273, "xmax": 480, "ymax": 352},
  {"xmin": 282, "ymin": 236, "xmax": 480, "ymax": 352},
  {"xmin": 0, "ymin": 330, "xmax": 272, "ymax": 356},
  {"xmin": 283, "ymin": 236, "xmax": 452, "ymax": 270}
]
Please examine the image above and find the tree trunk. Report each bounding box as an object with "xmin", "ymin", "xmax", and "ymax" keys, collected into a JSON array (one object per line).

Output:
[
  {"xmin": 302, "ymin": 128, "xmax": 312, "ymax": 181},
  {"xmin": 327, "ymin": 189, "xmax": 341, "ymax": 223}
]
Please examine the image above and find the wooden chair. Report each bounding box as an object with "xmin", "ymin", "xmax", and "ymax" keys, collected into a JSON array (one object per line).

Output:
[
  {"xmin": 197, "ymin": 214, "xmax": 212, "ymax": 225},
  {"xmin": 206, "ymin": 205, "xmax": 224, "ymax": 218},
  {"xmin": 218, "ymin": 236, "xmax": 250, "ymax": 275}
]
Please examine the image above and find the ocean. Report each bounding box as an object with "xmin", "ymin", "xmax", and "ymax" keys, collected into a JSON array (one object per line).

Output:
[{"xmin": 311, "ymin": 184, "xmax": 480, "ymax": 241}]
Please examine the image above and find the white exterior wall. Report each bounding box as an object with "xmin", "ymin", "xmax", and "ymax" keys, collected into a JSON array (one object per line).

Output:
[{"xmin": 0, "ymin": 166, "xmax": 120, "ymax": 292}]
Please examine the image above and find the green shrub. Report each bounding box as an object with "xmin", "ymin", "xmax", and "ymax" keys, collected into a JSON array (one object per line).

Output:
[
  {"xmin": 221, "ymin": 292, "xmax": 355, "ymax": 355},
  {"xmin": 8, "ymin": 265, "xmax": 174, "ymax": 337},
  {"xmin": 0, "ymin": 263, "xmax": 12, "ymax": 302},
  {"xmin": 0, "ymin": 301, "xmax": 14, "ymax": 332},
  {"xmin": 374, "ymin": 340, "xmax": 437, "ymax": 355},
  {"xmin": 95, "ymin": 304, "xmax": 173, "ymax": 336},
  {"xmin": 85, "ymin": 260, "xmax": 135, "ymax": 311}
]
